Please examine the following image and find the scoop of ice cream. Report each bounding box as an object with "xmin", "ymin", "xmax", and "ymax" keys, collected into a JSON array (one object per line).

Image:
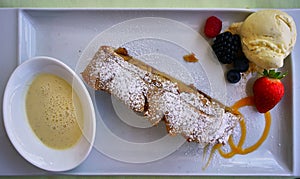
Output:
[{"xmin": 231, "ymin": 10, "xmax": 297, "ymax": 69}]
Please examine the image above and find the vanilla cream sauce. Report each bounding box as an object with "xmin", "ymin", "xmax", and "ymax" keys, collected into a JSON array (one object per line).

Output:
[{"xmin": 26, "ymin": 73, "xmax": 83, "ymax": 149}]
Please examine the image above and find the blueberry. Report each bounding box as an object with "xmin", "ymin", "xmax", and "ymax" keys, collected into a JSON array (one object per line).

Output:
[
  {"xmin": 227, "ymin": 69, "xmax": 241, "ymax": 83},
  {"xmin": 234, "ymin": 56, "xmax": 249, "ymax": 72}
]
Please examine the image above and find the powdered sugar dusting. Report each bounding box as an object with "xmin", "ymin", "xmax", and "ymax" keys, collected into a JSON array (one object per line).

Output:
[{"xmin": 81, "ymin": 46, "xmax": 242, "ymax": 146}]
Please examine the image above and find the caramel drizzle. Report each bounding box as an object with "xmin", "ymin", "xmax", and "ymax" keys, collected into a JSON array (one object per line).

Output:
[{"xmin": 203, "ymin": 96, "xmax": 272, "ymax": 169}]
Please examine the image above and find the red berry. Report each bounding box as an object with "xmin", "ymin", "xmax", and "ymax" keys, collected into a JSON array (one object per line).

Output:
[
  {"xmin": 253, "ymin": 70, "xmax": 286, "ymax": 113},
  {"xmin": 204, "ymin": 16, "xmax": 222, "ymax": 38}
]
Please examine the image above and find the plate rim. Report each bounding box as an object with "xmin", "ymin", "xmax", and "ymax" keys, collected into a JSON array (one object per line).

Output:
[{"xmin": 1, "ymin": 7, "xmax": 298, "ymax": 176}]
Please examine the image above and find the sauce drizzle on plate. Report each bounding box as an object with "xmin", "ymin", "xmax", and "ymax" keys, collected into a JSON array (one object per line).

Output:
[{"xmin": 204, "ymin": 96, "xmax": 271, "ymax": 169}]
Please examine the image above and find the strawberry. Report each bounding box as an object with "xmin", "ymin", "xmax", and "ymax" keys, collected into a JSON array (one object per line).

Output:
[
  {"xmin": 204, "ymin": 16, "xmax": 222, "ymax": 38},
  {"xmin": 253, "ymin": 69, "xmax": 287, "ymax": 113}
]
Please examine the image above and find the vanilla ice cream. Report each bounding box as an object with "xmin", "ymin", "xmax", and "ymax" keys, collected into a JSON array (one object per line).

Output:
[{"xmin": 229, "ymin": 9, "xmax": 297, "ymax": 69}]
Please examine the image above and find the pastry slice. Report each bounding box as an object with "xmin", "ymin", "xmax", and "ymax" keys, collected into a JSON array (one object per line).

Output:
[{"xmin": 81, "ymin": 46, "xmax": 242, "ymax": 146}]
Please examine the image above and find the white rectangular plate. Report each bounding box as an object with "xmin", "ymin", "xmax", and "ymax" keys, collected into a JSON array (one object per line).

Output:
[{"xmin": 0, "ymin": 8, "xmax": 299, "ymax": 176}]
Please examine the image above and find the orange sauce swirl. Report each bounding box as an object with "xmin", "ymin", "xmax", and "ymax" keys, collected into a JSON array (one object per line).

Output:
[{"xmin": 203, "ymin": 96, "xmax": 271, "ymax": 168}]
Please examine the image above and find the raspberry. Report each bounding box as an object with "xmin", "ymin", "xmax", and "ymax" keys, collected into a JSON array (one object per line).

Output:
[{"xmin": 204, "ymin": 16, "xmax": 222, "ymax": 38}]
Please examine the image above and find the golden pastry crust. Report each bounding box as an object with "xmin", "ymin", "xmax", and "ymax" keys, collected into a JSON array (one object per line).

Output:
[{"xmin": 81, "ymin": 46, "xmax": 242, "ymax": 146}]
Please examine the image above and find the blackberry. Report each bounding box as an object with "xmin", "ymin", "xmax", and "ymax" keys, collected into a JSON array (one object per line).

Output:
[
  {"xmin": 211, "ymin": 31, "xmax": 249, "ymax": 83},
  {"xmin": 212, "ymin": 32, "xmax": 241, "ymax": 64}
]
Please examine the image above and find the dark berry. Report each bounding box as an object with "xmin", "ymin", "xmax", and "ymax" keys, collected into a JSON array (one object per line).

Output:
[
  {"xmin": 227, "ymin": 69, "xmax": 241, "ymax": 83},
  {"xmin": 212, "ymin": 32, "xmax": 241, "ymax": 64},
  {"xmin": 234, "ymin": 56, "xmax": 249, "ymax": 72},
  {"xmin": 232, "ymin": 34, "xmax": 241, "ymax": 46}
]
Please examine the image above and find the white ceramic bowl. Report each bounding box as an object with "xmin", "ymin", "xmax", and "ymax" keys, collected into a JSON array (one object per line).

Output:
[{"xmin": 3, "ymin": 56, "xmax": 96, "ymax": 171}]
